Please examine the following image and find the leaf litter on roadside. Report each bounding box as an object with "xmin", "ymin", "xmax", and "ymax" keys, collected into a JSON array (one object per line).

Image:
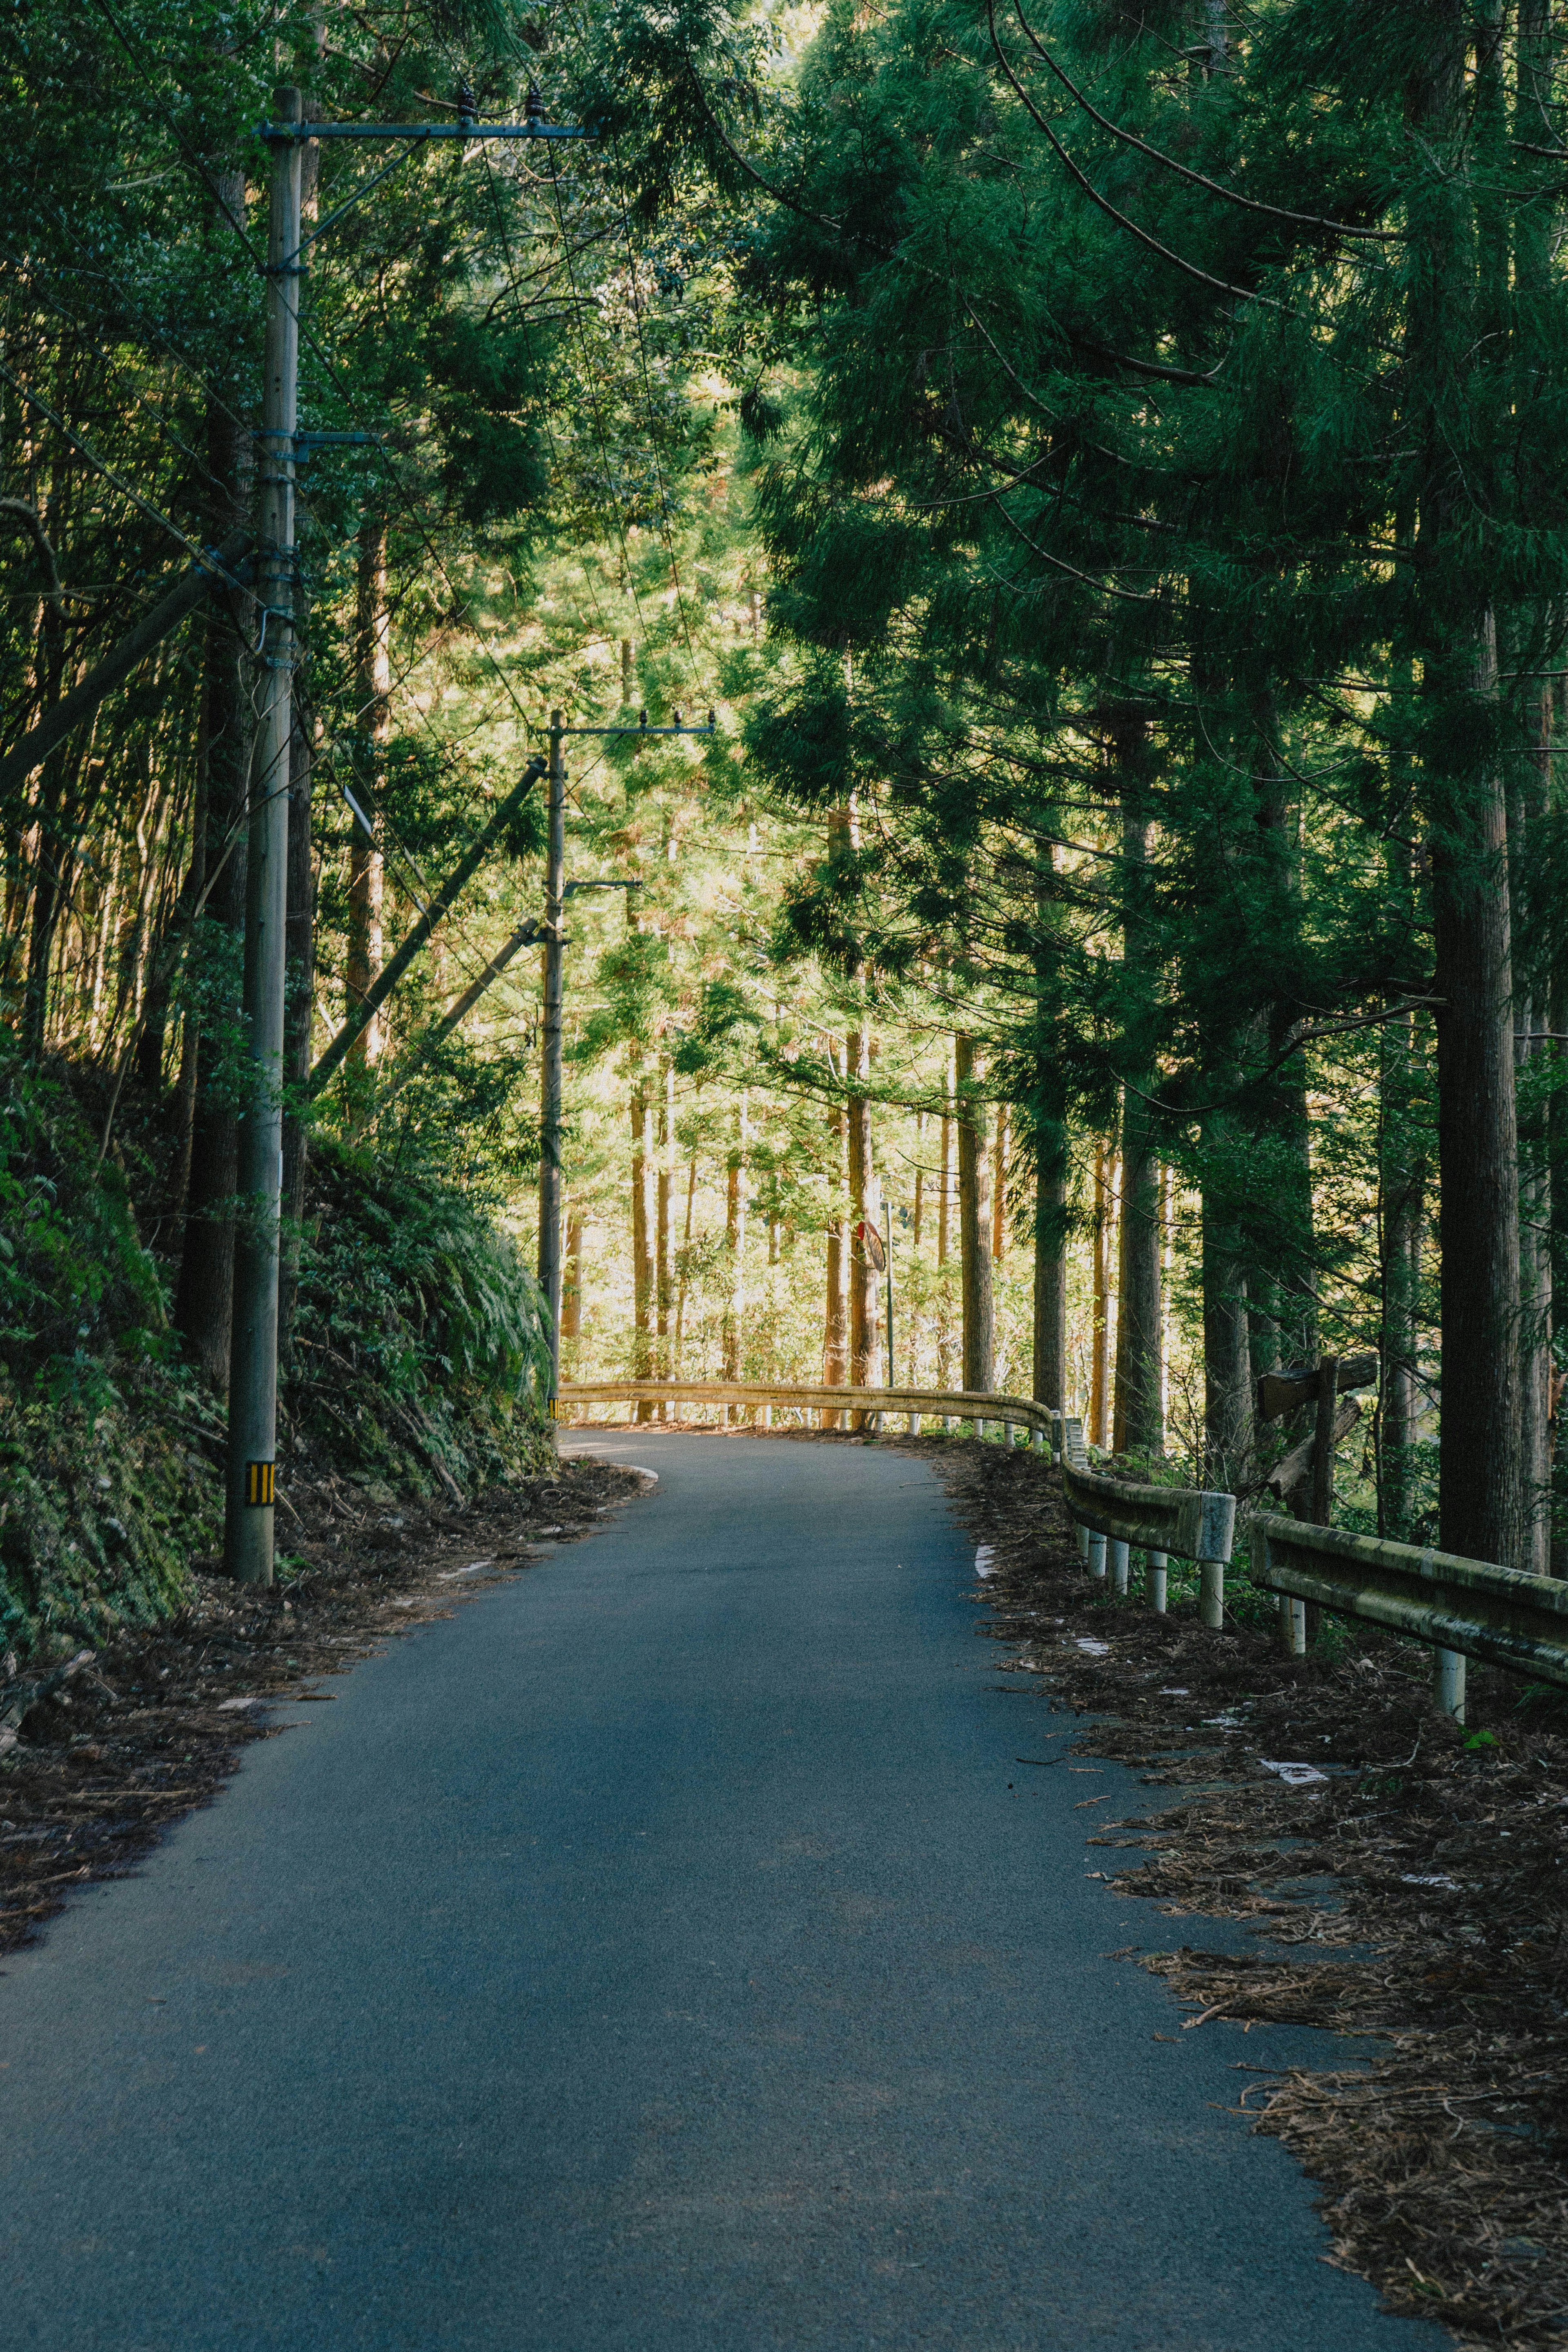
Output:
[{"xmin": 929, "ymin": 1436, "xmax": 1568, "ymax": 2352}]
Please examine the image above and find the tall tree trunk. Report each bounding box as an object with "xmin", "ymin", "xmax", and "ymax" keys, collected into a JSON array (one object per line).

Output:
[
  {"xmin": 1432, "ymin": 620, "xmax": 1522, "ymax": 1566},
  {"xmin": 674, "ymin": 1152, "xmax": 698, "ymax": 1374},
  {"xmin": 174, "ymin": 284, "xmax": 252, "ymax": 1394},
  {"xmin": 1408, "ymin": 3, "xmax": 1522, "ymax": 1570},
  {"xmin": 991, "ymin": 1102, "xmax": 1009, "ymax": 1260},
  {"xmin": 847, "ymin": 1021, "xmax": 876, "ymax": 1393},
  {"xmin": 656, "ymin": 1059, "xmax": 673, "ymax": 1393},
  {"xmin": 936, "ymin": 1061, "xmax": 954, "ymax": 1388},
  {"xmin": 912, "ymin": 1109, "xmax": 925, "ymax": 1251},
  {"xmin": 1032, "ymin": 1068, "xmax": 1068, "ymax": 1412},
  {"xmin": 724, "ymin": 1092, "xmax": 748, "ymax": 1392},
  {"xmin": 1114, "ymin": 1095, "xmax": 1163, "ymax": 1457},
  {"xmin": 1378, "ymin": 1005, "xmax": 1425, "ymax": 1540},
  {"xmin": 1201, "ymin": 1125, "xmax": 1251, "ymax": 1491},
  {"xmin": 278, "ymin": 568, "xmax": 316, "ymax": 1372},
  {"xmin": 1091, "ymin": 1143, "xmax": 1114, "ymax": 1448},
  {"xmin": 822, "ymin": 1043, "xmax": 849, "ymax": 1416},
  {"xmin": 1112, "ymin": 729, "xmax": 1163, "ymax": 1455},
  {"xmin": 956, "ymin": 1032, "xmax": 993, "ymax": 1392},
  {"xmin": 561, "ymin": 1213, "xmax": 583, "ymax": 1346},
  {"xmin": 630, "ymin": 1073, "xmax": 655, "ymax": 1420},
  {"xmin": 347, "ymin": 514, "xmax": 388, "ymax": 1074}
]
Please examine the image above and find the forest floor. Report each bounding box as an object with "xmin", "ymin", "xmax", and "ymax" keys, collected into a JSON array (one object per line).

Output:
[
  {"xmin": 0, "ymin": 1453, "xmax": 643, "ymax": 1959},
  {"xmin": 918, "ymin": 1433, "xmax": 1568, "ymax": 2352}
]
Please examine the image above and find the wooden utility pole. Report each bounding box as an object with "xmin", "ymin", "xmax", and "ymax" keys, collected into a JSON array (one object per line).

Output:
[
  {"xmin": 224, "ymin": 87, "xmax": 596, "ymax": 1567},
  {"xmin": 224, "ymin": 86, "xmax": 300, "ymax": 1584}
]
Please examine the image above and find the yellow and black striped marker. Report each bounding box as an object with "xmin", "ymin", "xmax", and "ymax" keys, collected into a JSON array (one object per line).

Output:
[{"xmin": 244, "ymin": 1460, "xmax": 276, "ymax": 1507}]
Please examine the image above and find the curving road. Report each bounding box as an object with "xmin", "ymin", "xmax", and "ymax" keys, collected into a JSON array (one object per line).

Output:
[{"xmin": 1, "ymin": 1434, "xmax": 1440, "ymax": 2350}]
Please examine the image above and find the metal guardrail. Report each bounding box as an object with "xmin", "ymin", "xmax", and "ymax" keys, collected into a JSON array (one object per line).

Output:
[
  {"xmin": 1248, "ymin": 1516, "xmax": 1568, "ymax": 1721},
  {"xmin": 559, "ymin": 1378, "xmax": 1568, "ymax": 1724},
  {"xmin": 556, "ymin": 1378, "xmax": 1062, "ymax": 1443},
  {"xmin": 1058, "ymin": 1418, "xmax": 1236, "ymax": 1627}
]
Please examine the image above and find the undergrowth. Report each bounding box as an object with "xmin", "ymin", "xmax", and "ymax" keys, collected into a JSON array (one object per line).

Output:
[{"xmin": 0, "ymin": 1031, "xmax": 553, "ymax": 1662}]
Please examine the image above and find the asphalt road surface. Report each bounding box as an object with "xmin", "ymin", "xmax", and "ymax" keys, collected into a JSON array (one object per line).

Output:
[{"xmin": 1, "ymin": 1433, "xmax": 1443, "ymax": 2350}]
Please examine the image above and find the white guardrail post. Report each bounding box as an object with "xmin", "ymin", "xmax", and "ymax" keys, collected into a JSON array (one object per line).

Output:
[
  {"xmin": 1246, "ymin": 1518, "xmax": 1568, "ymax": 1724},
  {"xmin": 1057, "ymin": 1416, "xmax": 1236, "ymax": 1626}
]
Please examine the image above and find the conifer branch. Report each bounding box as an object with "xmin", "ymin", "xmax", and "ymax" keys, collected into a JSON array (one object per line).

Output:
[
  {"xmin": 986, "ymin": 0, "xmax": 1290, "ymax": 315},
  {"xmin": 1011, "ymin": 1, "xmax": 1397, "ymax": 244}
]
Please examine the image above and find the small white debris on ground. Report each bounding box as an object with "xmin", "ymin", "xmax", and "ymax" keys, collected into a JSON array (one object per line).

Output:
[
  {"xmin": 974, "ymin": 1545, "xmax": 996, "ymax": 1578},
  {"xmin": 1260, "ymin": 1759, "xmax": 1330, "ymax": 1786}
]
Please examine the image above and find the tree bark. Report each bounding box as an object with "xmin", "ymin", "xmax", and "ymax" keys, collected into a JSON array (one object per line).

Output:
[
  {"xmin": 674, "ymin": 1151, "xmax": 697, "ymax": 1375},
  {"xmin": 1379, "ymin": 1008, "xmax": 1425, "ymax": 1540},
  {"xmin": 1407, "ymin": 3, "xmax": 1522, "ymax": 1570},
  {"xmin": 656, "ymin": 1059, "xmax": 673, "ymax": 1390},
  {"xmin": 1091, "ymin": 1142, "xmax": 1114, "ymax": 1448},
  {"xmin": 1032, "ymin": 1072, "xmax": 1068, "ymax": 1411},
  {"xmin": 847, "ymin": 1022, "xmax": 877, "ymax": 1391},
  {"xmin": 1432, "ymin": 621, "xmax": 1522, "ymax": 1567},
  {"xmin": 561, "ymin": 1213, "xmax": 583, "ymax": 1345},
  {"xmin": 278, "ymin": 567, "xmax": 316, "ymax": 1371},
  {"xmin": 822, "ymin": 1041, "xmax": 849, "ymax": 1418},
  {"xmin": 1201, "ymin": 1137, "xmax": 1252, "ymax": 1492},
  {"xmin": 956, "ymin": 1032, "xmax": 993, "ymax": 1392},
  {"xmin": 724, "ymin": 1092, "xmax": 747, "ymax": 1384},
  {"xmin": 1114, "ymin": 1091, "xmax": 1163, "ymax": 1457},
  {"xmin": 991, "ymin": 1102, "xmax": 1008, "ymax": 1260},
  {"xmin": 630, "ymin": 1073, "xmax": 655, "ymax": 1419},
  {"xmin": 1112, "ymin": 740, "xmax": 1163, "ymax": 1456}
]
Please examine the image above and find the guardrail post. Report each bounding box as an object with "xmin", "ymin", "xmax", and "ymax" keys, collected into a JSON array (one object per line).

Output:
[
  {"xmin": 1434, "ymin": 1647, "xmax": 1466, "ymax": 1723},
  {"xmin": 1195, "ymin": 1491, "xmax": 1236, "ymax": 1631},
  {"xmin": 1109, "ymin": 1538, "xmax": 1129, "ymax": 1594},
  {"xmin": 1145, "ymin": 1549, "xmax": 1167, "ymax": 1613},
  {"xmin": 1077, "ymin": 1523, "xmax": 1089, "ymax": 1563},
  {"xmin": 1087, "ymin": 1532, "xmax": 1107, "ymax": 1578}
]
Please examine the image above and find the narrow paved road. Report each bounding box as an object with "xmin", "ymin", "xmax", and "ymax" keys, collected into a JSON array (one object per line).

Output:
[{"xmin": 2, "ymin": 1436, "xmax": 1439, "ymax": 2350}]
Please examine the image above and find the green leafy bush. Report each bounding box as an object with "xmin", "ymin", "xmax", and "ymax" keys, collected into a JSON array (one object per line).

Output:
[
  {"xmin": 0, "ymin": 1032, "xmax": 219, "ymax": 1660},
  {"xmin": 287, "ymin": 1135, "xmax": 554, "ymax": 1492}
]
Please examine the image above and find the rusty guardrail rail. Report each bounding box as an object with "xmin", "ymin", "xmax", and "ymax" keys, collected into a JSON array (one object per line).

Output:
[
  {"xmin": 1247, "ymin": 1515, "xmax": 1568, "ymax": 1723},
  {"xmin": 555, "ymin": 1378, "xmax": 1061, "ymax": 1446},
  {"xmin": 1057, "ymin": 1417, "xmax": 1236, "ymax": 1627}
]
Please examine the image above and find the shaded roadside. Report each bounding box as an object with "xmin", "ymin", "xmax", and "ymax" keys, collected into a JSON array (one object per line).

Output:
[
  {"xmin": 0, "ymin": 1455, "xmax": 642, "ymax": 1958},
  {"xmin": 931, "ymin": 1434, "xmax": 1568, "ymax": 2352}
]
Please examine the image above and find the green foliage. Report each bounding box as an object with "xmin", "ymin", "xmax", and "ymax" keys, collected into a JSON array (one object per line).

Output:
[
  {"xmin": 288, "ymin": 1137, "xmax": 554, "ymax": 1493},
  {"xmin": 0, "ymin": 1034, "xmax": 220, "ymax": 1659}
]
